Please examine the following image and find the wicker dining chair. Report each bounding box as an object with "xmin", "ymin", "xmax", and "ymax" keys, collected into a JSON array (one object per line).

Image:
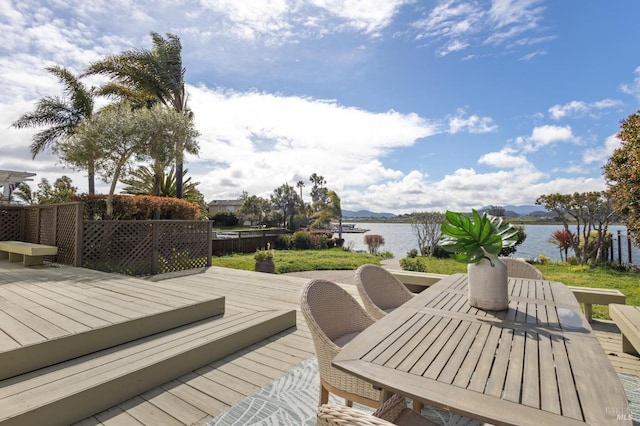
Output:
[
  {"xmin": 300, "ymin": 279, "xmax": 380, "ymax": 408},
  {"xmin": 500, "ymin": 257, "xmax": 544, "ymax": 279},
  {"xmin": 355, "ymin": 264, "xmax": 416, "ymax": 320},
  {"xmin": 317, "ymin": 393, "xmax": 438, "ymax": 426}
]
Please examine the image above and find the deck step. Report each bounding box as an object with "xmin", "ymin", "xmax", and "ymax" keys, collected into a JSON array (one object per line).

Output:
[
  {"xmin": 0, "ymin": 308, "xmax": 296, "ymax": 426},
  {"xmin": 0, "ymin": 297, "xmax": 226, "ymax": 380}
]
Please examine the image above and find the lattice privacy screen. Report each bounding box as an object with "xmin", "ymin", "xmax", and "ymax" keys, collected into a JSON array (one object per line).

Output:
[
  {"xmin": 23, "ymin": 203, "xmax": 82, "ymax": 265},
  {"xmin": 0, "ymin": 207, "xmax": 23, "ymax": 241},
  {"xmin": 83, "ymin": 220, "xmax": 211, "ymax": 275}
]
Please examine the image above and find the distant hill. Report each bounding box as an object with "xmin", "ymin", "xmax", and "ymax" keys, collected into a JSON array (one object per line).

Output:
[
  {"xmin": 342, "ymin": 205, "xmax": 548, "ymax": 219},
  {"xmin": 502, "ymin": 205, "xmax": 547, "ymax": 215},
  {"xmin": 480, "ymin": 205, "xmax": 548, "ymax": 217},
  {"xmin": 343, "ymin": 210, "xmax": 395, "ymax": 218}
]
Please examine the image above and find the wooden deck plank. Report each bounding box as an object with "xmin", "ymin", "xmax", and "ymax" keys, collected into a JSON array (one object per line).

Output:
[
  {"xmin": 139, "ymin": 387, "xmax": 208, "ymax": 426},
  {"xmin": 28, "ymin": 305, "xmax": 93, "ymax": 334},
  {"xmin": 6, "ymin": 282, "xmax": 129, "ymax": 324},
  {"xmin": 117, "ymin": 396, "xmax": 183, "ymax": 426},
  {"xmin": 160, "ymin": 379, "xmax": 228, "ymax": 416},
  {"xmin": 94, "ymin": 406, "xmax": 144, "ymax": 426},
  {"xmin": 1, "ymin": 261, "xmax": 638, "ymax": 426},
  {"xmin": 0, "ymin": 311, "xmax": 275, "ymax": 401},
  {"xmin": 0, "ymin": 307, "xmax": 50, "ymax": 344},
  {"xmin": 192, "ymin": 367, "xmax": 260, "ymax": 397}
]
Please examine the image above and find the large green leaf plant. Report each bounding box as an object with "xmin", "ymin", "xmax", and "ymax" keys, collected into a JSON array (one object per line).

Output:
[{"xmin": 440, "ymin": 209, "xmax": 519, "ymax": 264}]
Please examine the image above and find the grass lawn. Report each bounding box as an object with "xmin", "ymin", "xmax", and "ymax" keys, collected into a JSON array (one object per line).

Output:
[{"xmin": 212, "ymin": 247, "xmax": 381, "ymax": 273}]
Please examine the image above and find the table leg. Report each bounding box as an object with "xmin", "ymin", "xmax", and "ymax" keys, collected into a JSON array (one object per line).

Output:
[{"xmin": 379, "ymin": 388, "xmax": 393, "ymax": 404}]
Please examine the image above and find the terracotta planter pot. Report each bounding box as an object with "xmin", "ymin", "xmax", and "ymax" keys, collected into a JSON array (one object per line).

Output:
[
  {"xmin": 467, "ymin": 252, "xmax": 508, "ymax": 311},
  {"xmin": 254, "ymin": 259, "xmax": 275, "ymax": 273}
]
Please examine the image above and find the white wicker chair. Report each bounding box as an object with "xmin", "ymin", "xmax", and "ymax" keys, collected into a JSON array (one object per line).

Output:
[
  {"xmin": 500, "ymin": 257, "xmax": 544, "ymax": 279},
  {"xmin": 317, "ymin": 393, "xmax": 438, "ymax": 426},
  {"xmin": 355, "ymin": 264, "xmax": 416, "ymax": 320},
  {"xmin": 300, "ymin": 279, "xmax": 380, "ymax": 408}
]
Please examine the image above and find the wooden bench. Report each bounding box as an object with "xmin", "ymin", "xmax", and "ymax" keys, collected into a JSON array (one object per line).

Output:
[
  {"xmin": 388, "ymin": 270, "xmax": 448, "ymax": 293},
  {"xmin": 0, "ymin": 241, "xmax": 58, "ymax": 266},
  {"xmin": 609, "ymin": 304, "xmax": 640, "ymax": 355},
  {"xmin": 567, "ymin": 286, "xmax": 626, "ymax": 323}
]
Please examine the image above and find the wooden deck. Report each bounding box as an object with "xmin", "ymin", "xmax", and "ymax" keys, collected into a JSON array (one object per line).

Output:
[{"xmin": 0, "ymin": 261, "xmax": 638, "ymax": 425}]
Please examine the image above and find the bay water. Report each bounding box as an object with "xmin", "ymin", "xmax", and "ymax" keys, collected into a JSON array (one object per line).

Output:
[{"xmin": 336, "ymin": 223, "xmax": 639, "ymax": 264}]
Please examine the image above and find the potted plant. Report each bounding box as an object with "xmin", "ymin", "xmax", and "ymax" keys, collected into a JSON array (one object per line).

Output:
[
  {"xmin": 440, "ymin": 209, "xmax": 519, "ymax": 310},
  {"xmin": 254, "ymin": 244, "xmax": 275, "ymax": 273}
]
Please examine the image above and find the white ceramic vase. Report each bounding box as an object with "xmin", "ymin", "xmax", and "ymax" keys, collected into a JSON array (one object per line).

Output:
[{"xmin": 467, "ymin": 252, "xmax": 509, "ymax": 311}]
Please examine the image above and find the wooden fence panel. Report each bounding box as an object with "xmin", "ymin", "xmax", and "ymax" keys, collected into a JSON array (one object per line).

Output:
[
  {"xmin": 211, "ymin": 229, "xmax": 286, "ymax": 255},
  {"xmin": 83, "ymin": 220, "xmax": 211, "ymax": 275},
  {"xmin": 0, "ymin": 207, "xmax": 24, "ymax": 241}
]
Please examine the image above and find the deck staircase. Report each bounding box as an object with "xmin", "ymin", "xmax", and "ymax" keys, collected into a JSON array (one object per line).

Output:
[{"xmin": 0, "ymin": 293, "xmax": 296, "ymax": 425}]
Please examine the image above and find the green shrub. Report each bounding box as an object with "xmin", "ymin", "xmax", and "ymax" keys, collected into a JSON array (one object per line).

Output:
[
  {"xmin": 74, "ymin": 194, "xmax": 201, "ymax": 220},
  {"xmin": 211, "ymin": 211, "xmax": 239, "ymax": 226},
  {"xmin": 378, "ymin": 250, "xmax": 394, "ymax": 260},
  {"xmin": 579, "ymin": 230, "xmax": 612, "ymax": 264},
  {"xmin": 254, "ymin": 248, "xmax": 274, "ymax": 261},
  {"xmin": 406, "ymin": 249, "xmax": 418, "ymax": 258},
  {"xmin": 400, "ymin": 257, "xmax": 428, "ymax": 272},
  {"xmin": 292, "ymin": 231, "xmax": 311, "ymax": 249},
  {"xmin": 538, "ymin": 254, "xmax": 551, "ymax": 264},
  {"xmin": 432, "ymin": 245, "xmax": 450, "ymax": 258},
  {"xmin": 275, "ymin": 234, "xmax": 291, "ymax": 249},
  {"xmin": 311, "ymin": 233, "xmax": 329, "ymax": 249}
]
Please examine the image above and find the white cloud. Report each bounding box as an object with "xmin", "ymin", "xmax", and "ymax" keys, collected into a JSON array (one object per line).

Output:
[
  {"xmin": 310, "ymin": 0, "xmax": 412, "ymax": 35},
  {"xmin": 519, "ymin": 50, "xmax": 546, "ymax": 61},
  {"xmin": 488, "ymin": 0, "xmax": 544, "ymax": 28},
  {"xmin": 548, "ymin": 101, "xmax": 589, "ymax": 120},
  {"xmin": 516, "ymin": 124, "xmax": 575, "ymax": 153},
  {"xmin": 583, "ymin": 134, "xmax": 621, "ymax": 164},
  {"xmin": 448, "ymin": 109, "xmax": 498, "ymax": 134},
  {"xmin": 186, "ymin": 86, "xmax": 438, "ymax": 199},
  {"xmin": 485, "ymin": 0, "xmax": 544, "ymax": 45},
  {"xmin": 412, "ymin": 0, "xmax": 549, "ymax": 57},
  {"xmin": 549, "ymin": 99, "xmax": 623, "ymax": 120},
  {"xmin": 478, "ymin": 148, "xmax": 530, "ymax": 169},
  {"xmin": 621, "ymin": 66, "xmax": 640, "ymax": 102},
  {"xmin": 192, "ymin": 0, "xmax": 412, "ymax": 45}
]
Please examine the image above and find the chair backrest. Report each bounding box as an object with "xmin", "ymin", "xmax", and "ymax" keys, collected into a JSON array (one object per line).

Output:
[
  {"xmin": 355, "ymin": 264, "xmax": 414, "ymax": 319},
  {"xmin": 500, "ymin": 257, "xmax": 544, "ymax": 279},
  {"xmin": 300, "ymin": 279, "xmax": 375, "ymax": 343}
]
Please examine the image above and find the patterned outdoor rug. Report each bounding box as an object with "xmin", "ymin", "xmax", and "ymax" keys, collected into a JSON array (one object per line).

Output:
[{"xmin": 208, "ymin": 357, "xmax": 640, "ymax": 426}]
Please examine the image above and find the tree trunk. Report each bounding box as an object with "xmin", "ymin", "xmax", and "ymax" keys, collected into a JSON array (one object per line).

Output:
[
  {"xmin": 176, "ymin": 161, "xmax": 183, "ymax": 199},
  {"xmin": 88, "ymin": 158, "xmax": 95, "ymax": 195}
]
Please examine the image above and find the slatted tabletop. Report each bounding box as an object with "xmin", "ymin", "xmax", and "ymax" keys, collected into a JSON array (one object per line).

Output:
[{"xmin": 333, "ymin": 274, "xmax": 632, "ymax": 425}]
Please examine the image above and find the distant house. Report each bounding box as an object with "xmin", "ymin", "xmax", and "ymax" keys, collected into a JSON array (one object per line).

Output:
[{"xmin": 207, "ymin": 199, "xmax": 244, "ymax": 217}]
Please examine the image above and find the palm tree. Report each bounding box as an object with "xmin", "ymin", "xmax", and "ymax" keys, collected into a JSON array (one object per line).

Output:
[
  {"xmin": 11, "ymin": 182, "xmax": 37, "ymax": 205},
  {"xmin": 84, "ymin": 32, "xmax": 196, "ymax": 198},
  {"xmin": 12, "ymin": 66, "xmax": 96, "ymax": 193},
  {"xmin": 311, "ymin": 190, "xmax": 343, "ymax": 238},
  {"xmin": 121, "ymin": 165, "xmax": 203, "ymax": 201},
  {"xmin": 296, "ymin": 180, "xmax": 305, "ymax": 200}
]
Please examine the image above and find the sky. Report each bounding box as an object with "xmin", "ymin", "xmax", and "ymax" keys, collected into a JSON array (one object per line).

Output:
[{"xmin": 1, "ymin": 0, "xmax": 640, "ymax": 215}]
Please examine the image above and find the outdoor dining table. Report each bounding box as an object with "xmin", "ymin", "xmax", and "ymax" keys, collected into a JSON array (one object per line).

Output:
[{"xmin": 332, "ymin": 273, "xmax": 632, "ymax": 425}]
